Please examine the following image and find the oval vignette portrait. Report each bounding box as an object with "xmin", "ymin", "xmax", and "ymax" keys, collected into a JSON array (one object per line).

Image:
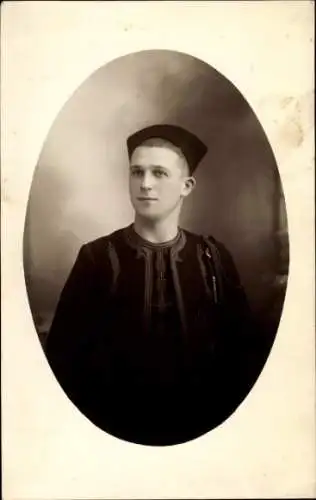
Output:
[{"xmin": 23, "ymin": 50, "xmax": 289, "ymax": 447}]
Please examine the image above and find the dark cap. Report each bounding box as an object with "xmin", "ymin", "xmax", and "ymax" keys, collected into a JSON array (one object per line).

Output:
[{"xmin": 127, "ymin": 124, "xmax": 207, "ymax": 174}]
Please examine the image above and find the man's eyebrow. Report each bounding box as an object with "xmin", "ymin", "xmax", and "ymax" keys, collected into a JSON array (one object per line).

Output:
[{"xmin": 130, "ymin": 164, "xmax": 170, "ymax": 169}]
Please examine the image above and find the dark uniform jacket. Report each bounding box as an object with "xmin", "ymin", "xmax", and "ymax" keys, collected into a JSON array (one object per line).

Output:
[{"xmin": 46, "ymin": 224, "xmax": 259, "ymax": 445}]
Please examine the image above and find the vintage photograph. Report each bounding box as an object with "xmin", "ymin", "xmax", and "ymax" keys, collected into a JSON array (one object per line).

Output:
[{"xmin": 23, "ymin": 49, "xmax": 289, "ymax": 446}]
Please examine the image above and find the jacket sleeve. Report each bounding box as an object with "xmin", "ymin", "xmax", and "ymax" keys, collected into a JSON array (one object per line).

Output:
[
  {"xmin": 213, "ymin": 240, "xmax": 252, "ymax": 328},
  {"xmin": 45, "ymin": 244, "xmax": 101, "ymax": 406},
  {"xmin": 207, "ymin": 238, "xmax": 264, "ymax": 403}
]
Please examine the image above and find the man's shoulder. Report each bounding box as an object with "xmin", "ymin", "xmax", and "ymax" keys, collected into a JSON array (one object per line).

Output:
[
  {"xmin": 182, "ymin": 228, "xmax": 220, "ymax": 247},
  {"xmin": 182, "ymin": 228, "xmax": 234, "ymax": 265},
  {"xmin": 182, "ymin": 229, "xmax": 241, "ymax": 288},
  {"xmin": 82, "ymin": 226, "xmax": 128, "ymax": 254}
]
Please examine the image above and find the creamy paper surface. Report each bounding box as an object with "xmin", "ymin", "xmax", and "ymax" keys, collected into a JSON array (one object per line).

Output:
[{"xmin": 1, "ymin": 1, "xmax": 315, "ymax": 498}]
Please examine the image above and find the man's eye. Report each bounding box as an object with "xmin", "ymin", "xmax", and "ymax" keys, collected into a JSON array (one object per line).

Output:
[
  {"xmin": 131, "ymin": 169, "xmax": 143, "ymax": 177},
  {"xmin": 154, "ymin": 169, "xmax": 167, "ymax": 178}
]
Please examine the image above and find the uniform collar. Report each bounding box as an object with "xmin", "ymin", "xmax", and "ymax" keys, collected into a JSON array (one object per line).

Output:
[{"xmin": 124, "ymin": 224, "xmax": 186, "ymax": 252}]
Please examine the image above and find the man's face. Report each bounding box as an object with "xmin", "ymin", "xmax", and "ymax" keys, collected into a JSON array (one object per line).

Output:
[{"xmin": 129, "ymin": 144, "xmax": 194, "ymax": 221}]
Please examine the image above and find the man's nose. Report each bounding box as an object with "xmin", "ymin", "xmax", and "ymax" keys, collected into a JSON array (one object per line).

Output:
[{"xmin": 140, "ymin": 172, "xmax": 153, "ymax": 190}]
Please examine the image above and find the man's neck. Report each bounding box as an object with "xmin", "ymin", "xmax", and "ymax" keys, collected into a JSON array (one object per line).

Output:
[{"xmin": 133, "ymin": 215, "xmax": 180, "ymax": 244}]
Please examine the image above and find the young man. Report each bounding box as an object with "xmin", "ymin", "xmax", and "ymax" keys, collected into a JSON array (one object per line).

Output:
[{"xmin": 46, "ymin": 124, "xmax": 258, "ymax": 446}]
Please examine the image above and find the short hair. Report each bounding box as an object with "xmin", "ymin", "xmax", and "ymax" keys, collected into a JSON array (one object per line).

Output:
[
  {"xmin": 132, "ymin": 137, "xmax": 190, "ymax": 175},
  {"xmin": 127, "ymin": 124, "xmax": 207, "ymax": 175}
]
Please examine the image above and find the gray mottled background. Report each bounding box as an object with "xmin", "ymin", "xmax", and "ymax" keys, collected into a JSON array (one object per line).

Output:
[{"xmin": 23, "ymin": 50, "xmax": 289, "ymax": 345}]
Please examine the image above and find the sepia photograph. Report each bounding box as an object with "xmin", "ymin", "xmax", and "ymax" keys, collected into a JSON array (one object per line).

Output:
[
  {"xmin": 23, "ymin": 49, "xmax": 289, "ymax": 446},
  {"xmin": 2, "ymin": 1, "xmax": 314, "ymax": 498}
]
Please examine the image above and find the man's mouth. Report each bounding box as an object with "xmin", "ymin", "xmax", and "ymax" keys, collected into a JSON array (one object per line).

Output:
[{"xmin": 137, "ymin": 197, "xmax": 158, "ymax": 201}]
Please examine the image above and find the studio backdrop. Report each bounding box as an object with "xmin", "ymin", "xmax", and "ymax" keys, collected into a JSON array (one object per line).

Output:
[{"xmin": 23, "ymin": 49, "xmax": 289, "ymax": 364}]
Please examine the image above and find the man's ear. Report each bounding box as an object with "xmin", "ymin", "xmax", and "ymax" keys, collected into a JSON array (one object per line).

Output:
[{"xmin": 182, "ymin": 176, "xmax": 196, "ymax": 197}]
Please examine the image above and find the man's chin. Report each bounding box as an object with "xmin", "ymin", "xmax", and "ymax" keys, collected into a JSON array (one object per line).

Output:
[
  {"xmin": 134, "ymin": 208, "xmax": 164, "ymax": 221},
  {"xmin": 136, "ymin": 212, "xmax": 162, "ymax": 221}
]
